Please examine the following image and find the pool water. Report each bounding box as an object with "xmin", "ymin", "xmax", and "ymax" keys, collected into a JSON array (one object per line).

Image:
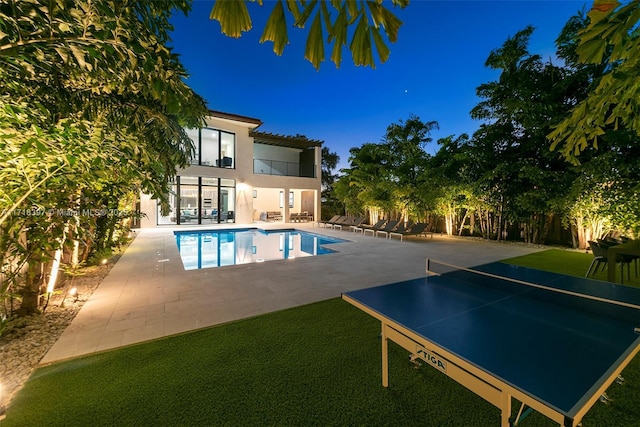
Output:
[{"xmin": 174, "ymin": 228, "xmax": 348, "ymax": 270}]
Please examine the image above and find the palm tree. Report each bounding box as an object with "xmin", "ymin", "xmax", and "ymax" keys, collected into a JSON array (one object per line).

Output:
[{"xmin": 209, "ymin": 0, "xmax": 408, "ymax": 69}]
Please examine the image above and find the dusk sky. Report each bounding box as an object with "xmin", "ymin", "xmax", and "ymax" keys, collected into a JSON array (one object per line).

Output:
[{"xmin": 170, "ymin": 1, "xmax": 589, "ymax": 170}]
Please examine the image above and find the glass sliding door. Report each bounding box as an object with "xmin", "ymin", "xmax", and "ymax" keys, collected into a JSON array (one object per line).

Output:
[
  {"xmin": 156, "ymin": 176, "xmax": 236, "ymax": 225},
  {"xmin": 179, "ymin": 176, "xmax": 198, "ymax": 224},
  {"xmin": 201, "ymin": 177, "xmax": 218, "ymax": 224},
  {"xmin": 220, "ymin": 178, "xmax": 235, "ymax": 222}
]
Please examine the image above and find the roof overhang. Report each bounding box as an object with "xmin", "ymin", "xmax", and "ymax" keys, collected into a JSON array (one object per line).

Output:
[{"xmin": 207, "ymin": 110, "xmax": 263, "ymax": 129}]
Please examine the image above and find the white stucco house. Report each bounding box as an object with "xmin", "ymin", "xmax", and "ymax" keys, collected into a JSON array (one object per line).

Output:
[{"xmin": 139, "ymin": 110, "xmax": 323, "ymax": 227}]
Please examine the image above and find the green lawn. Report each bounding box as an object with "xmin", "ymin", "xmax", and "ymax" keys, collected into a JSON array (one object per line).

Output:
[
  {"xmin": 504, "ymin": 248, "xmax": 640, "ymax": 287},
  {"xmin": 4, "ymin": 249, "xmax": 640, "ymax": 426}
]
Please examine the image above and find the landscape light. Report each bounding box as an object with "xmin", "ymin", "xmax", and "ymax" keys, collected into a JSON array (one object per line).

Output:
[
  {"xmin": 47, "ymin": 245, "xmax": 64, "ymax": 294},
  {"xmin": 0, "ymin": 382, "xmax": 5, "ymax": 420},
  {"xmin": 60, "ymin": 286, "xmax": 78, "ymax": 307}
]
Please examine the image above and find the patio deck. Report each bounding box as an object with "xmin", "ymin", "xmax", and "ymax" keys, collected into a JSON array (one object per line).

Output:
[{"xmin": 41, "ymin": 224, "xmax": 541, "ymax": 364}]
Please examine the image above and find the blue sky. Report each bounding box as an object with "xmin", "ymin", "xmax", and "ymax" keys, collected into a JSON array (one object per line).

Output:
[{"xmin": 170, "ymin": 0, "xmax": 589, "ymax": 169}]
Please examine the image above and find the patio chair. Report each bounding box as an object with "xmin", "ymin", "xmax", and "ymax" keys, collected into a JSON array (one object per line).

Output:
[
  {"xmin": 585, "ymin": 241, "xmax": 608, "ymax": 278},
  {"xmin": 586, "ymin": 240, "xmax": 633, "ymax": 283},
  {"xmin": 389, "ymin": 223, "xmax": 431, "ymax": 241},
  {"xmin": 375, "ymin": 220, "xmax": 400, "ymax": 238},
  {"xmin": 353, "ymin": 219, "xmax": 386, "ymax": 234}
]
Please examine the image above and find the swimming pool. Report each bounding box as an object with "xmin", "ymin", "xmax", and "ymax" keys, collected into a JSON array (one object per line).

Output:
[{"xmin": 174, "ymin": 228, "xmax": 348, "ymax": 270}]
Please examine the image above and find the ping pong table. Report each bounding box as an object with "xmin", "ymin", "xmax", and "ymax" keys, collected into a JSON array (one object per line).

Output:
[{"xmin": 342, "ymin": 260, "xmax": 640, "ymax": 427}]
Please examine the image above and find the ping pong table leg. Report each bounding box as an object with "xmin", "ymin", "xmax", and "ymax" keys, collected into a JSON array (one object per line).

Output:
[
  {"xmin": 501, "ymin": 392, "xmax": 511, "ymax": 427},
  {"xmin": 381, "ymin": 323, "xmax": 389, "ymax": 387}
]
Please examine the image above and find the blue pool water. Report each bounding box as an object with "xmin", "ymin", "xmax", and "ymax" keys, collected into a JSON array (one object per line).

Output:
[{"xmin": 174, "ymin": 228, "xmax": 348, "ymax": 270}]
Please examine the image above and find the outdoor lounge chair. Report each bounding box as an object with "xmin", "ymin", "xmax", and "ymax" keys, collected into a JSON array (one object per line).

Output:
[
  {"xmin": 375, "ymin": 220, "xmax": 400, "ymax": 238},
  {"xmin": 336, "ymin": 216, "xmax": 365, "ymax": 231},
  {"xmin": 382, "ymin": 220, "xmax": 413, "ymax": 239},
  {"xmin": 389, "ymin": 222, "xmax": 431, "ymax": 241},
  {"xmin": 353, "ymin": 219, "xmax": 386, "ymax": 234},
  {"xmin": 328, "ymin": 216, "xmax": 350, "ymax": 229},
  {"xmin": 324, "ymin": 215, "xmax": 346, "ymax": 228},
  {"xmin": 347, "ymin": 217, "xmax": 366, "ymax": 232},
  {"xmin": 319, "ymin": 215, "xmax": 340, "ymax": 228},
  {"xmin": 363, "ymin": 220, "xmax": 393, "ymax": 236}
]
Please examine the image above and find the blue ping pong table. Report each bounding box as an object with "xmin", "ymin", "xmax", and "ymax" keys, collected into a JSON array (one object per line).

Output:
[{"xmin": 342, "ymin": 260, "xmax": 640, "ymax": 427}]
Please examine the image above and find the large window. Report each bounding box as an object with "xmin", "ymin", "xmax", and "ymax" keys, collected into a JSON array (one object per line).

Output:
[
  {"xmin": 220, "ymin": 178, "xmax": 235, "ymax": 222},
  {"xmin": 186, "ymin": 127, "xmax": 235, "ymax": 168},
  {"xmin": 157, "ymin": 176, "xmax": 236, "ymax": 225},
  {"xmin": 220, "ymin": 132, "xmax": 235, "ymax": 168}
]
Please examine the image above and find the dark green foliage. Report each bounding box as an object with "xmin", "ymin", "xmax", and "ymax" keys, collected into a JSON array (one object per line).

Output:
[
  {"xmin": 0, "ymin": 0, "xmax": 208, "ymax": 314},
  {"xmin": 333, "ymin": 13, "xmax": 640, "ymax": 244}
]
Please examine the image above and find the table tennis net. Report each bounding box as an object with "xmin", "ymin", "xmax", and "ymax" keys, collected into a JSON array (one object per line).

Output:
[
  {"xmin": 427, "ymin": 259, "xmax": 468, "ymax": 276},
  {"xmin": 426, "ymin": 259, "xmax": 640, "ymax": 324},
  {"xmin": 427, "ymin": 259, "xmax": 537, "ymax": 296}
]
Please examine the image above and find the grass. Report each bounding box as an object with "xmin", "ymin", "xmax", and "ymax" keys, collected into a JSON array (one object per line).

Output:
[
  {"xmin": 504, "ymin": 248, "xmax": 640, "ymax": 287},
  {"xmin": 3, "ymin": 249, "xmax": 640, "ymax": 426}
]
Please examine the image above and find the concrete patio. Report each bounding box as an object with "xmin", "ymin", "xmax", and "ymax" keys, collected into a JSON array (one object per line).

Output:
[{"xmin": 41, "ymin": 224, "xmax": 541, "ymax": 364}]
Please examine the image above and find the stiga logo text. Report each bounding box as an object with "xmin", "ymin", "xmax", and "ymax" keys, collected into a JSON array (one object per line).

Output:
[{"xmin": 416, "ymin": 345, "xmax": 447, "ymax": 373}]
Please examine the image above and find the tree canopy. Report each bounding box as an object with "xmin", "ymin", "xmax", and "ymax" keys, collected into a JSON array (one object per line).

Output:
[
  {"xmin": 0, "ymin": 0, "xmax": 207, "ymax": 317},
  {"xmin": 331, "ymin": 8, "xmax": 640, "ymax": 248},
  {"xmin": 549, "ymin": 0, "xmax": 640, "ymax": 163}
]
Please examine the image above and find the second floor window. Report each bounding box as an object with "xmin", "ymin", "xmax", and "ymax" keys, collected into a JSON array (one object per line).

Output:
[{"xmin": 188, "ymin": 127, "xmax": 235, "ymax": 168}]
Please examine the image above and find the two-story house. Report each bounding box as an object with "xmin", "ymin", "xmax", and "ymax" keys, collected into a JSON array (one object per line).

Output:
[{"xmin": 139, "ymin": 110, "xmax": 322, "ymax": 227}]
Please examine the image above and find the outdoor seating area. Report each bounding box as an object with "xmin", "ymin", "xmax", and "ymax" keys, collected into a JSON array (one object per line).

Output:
[
  {"xmin": 321, "ymin": 216, "xmax": 434, "ymax": 241},
  {"xmin": 289, "ymin": 211, "xmax": 313, "ymax": 222},
  {"xmin": 586, "ymin": 237, "xmax": 640, "ymax": 284},
  {"xmin": 265, "ymin": 211, "xmax": 283, "ymax": 222}
]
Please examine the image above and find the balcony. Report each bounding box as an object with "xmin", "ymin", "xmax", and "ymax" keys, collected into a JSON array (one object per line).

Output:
[{"xmin": 254, "ymin": 158, "xmax": 316, "ymax": 178}]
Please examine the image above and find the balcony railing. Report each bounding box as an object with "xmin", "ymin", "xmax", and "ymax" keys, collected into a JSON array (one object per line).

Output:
[{"xmin": 254, "ymin": 158, "xmax": 315, "ymax": 178}]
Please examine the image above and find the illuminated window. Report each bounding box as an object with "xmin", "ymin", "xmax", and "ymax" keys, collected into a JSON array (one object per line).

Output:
[{"xmin": 184, "ymin": 127, "xmax": 235, "ymax": 168}]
